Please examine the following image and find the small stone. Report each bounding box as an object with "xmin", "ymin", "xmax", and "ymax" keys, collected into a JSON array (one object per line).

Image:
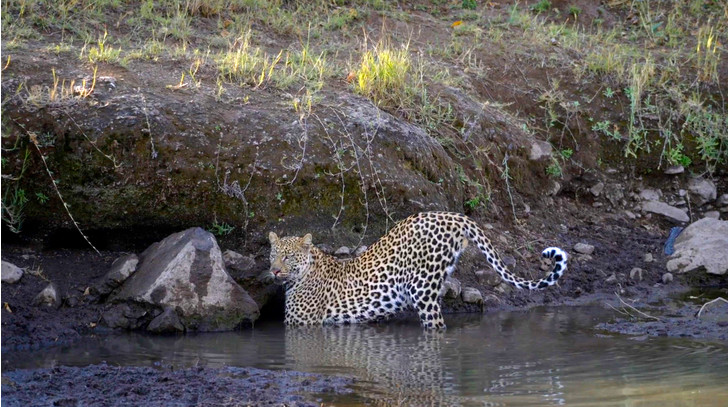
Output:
[
  {"xmin": 642, "ymin": 200, "xmax": 689, "ymax": 223},
  {"xmin": 1, "ymin": 261, "xmax": 24, "ymax": 284},
  {"xmin": 334, "ymin": 246, "xmax": 351, "ymax": 256},
  {"xmin": 678, "ymin": 189, "xmax": 687, "ymax": 197},
  {"xmin": 528, "ymin": 140, "xmax": 552, "ymax": 161},
  {"xmin": 97, "ymin": 254, "xmax": 138, "ymax": 295},
  {"xmin": 639, "ymin": 189, "xmax": 662, "ymax": 202},
  {"xmin": 688, "ymin": 177, "xmax": 717, "ymax": 207},
  {"xmin": 704, "ymin": 211, "xmax": 720, "ymax": 220},
  {"xmin": 354, "ymin": 245, "xmax": 368, "ymax": 256},
  {"xmin": 223, "ymin": 250, "xmax": 256, "ymax": 273},
  {"xmin": 717, "ymin": 194, "xmax": 728, "ymax": 207},
  {"xmin": 644, "ymin": 253, "xmax": 654, "ymax": 263},
  {"xmin": 662, "ymin": 272, "xmax": 674, "ymax": 284},
  {"xmin": 590, "ymin": 182, "xmax": 605, "ymax": 197},
  {"xmin": 573, "ymin": 242, "xmax": 595, "ymax": 255},
  {"xmin": 624, "ymin": 211, "xmax": 637, "ymax": 220},
  {"xmin": 439, "ymin": 277, "xmax": 461, "ymax": 299},
  {"xmin": 629, "ymin": 267, "xmax": 644, "ymax": 281},
  {"xmin": 475, "ymin": 269, "xmax": 501, "ymax": 287},
  {"xmin": 461, "ymin": 287, "xmax": 483, "ymax": 304},
  {"xmin": 147, "ymin": 307, "xmax": 185, "ymax": 333},
  {"xmin": 33, "ymin": 283, "xmax": 61, "ymax": 308},
  {"xmin": 549, "ymin": 181, "xmax": 561, "ymax": 196},
  {"xmin": 592, "ymin": 202, "xmax": 603, "ymax": 208},
  {"xmin": 605, "ymin": 274, "xmax": 618, "ymax": 284},
  {"xmin": 664, "ymin": 165, "xmax": 684, "ymax": 175}
]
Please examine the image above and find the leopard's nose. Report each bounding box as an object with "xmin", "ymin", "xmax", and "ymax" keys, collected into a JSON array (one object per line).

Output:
[{"xmin": 272, "ymin": 270, "xmax": 280, "ymax": 276}]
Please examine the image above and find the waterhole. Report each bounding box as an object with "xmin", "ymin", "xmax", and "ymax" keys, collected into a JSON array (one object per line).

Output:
[{"xmin": 4, "ymin": 306, "xmax": 727, "ymax": 406}]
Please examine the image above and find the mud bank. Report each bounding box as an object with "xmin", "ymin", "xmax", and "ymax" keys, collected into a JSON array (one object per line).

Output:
[{"xmin": 1, "ymin": 364, "xmax": 353, "ymax": 407}]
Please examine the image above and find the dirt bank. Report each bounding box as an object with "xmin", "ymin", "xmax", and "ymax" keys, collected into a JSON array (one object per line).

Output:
[{"xmin": 1, "ymin": 364, "xmax": 354, "ymax": 407}]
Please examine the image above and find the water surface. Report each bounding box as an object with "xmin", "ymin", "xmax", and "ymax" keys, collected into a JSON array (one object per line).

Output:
[{"xmin": 4, "ymin": 307, "xmax": 727, "ymax": 406}]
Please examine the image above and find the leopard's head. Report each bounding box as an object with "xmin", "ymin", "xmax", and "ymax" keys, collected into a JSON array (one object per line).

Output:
[{"xmin": 265, "ymin": 232, "xmax": 313, "ymax": 284}]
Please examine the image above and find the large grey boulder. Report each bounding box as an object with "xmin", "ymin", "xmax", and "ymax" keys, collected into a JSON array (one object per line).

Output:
[
  {"xmin": 112, "ymin": 227, "xmax": 259, "ymax": 331},
  {"xmin": 642, "ymin": 200, "xmax": 689, "ymax": 223},
  {"xmin": 666, "ymin": 218, "xmax": 728, "ymax": 275},
  {"xmin": 2, "ymin": 261, "xmax": 24, "ymax": 284}
]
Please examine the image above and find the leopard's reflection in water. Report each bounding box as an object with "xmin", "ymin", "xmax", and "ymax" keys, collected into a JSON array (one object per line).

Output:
[{"xmin": 284, "ymin": 322, "xmax": 470, "ymax": 406}]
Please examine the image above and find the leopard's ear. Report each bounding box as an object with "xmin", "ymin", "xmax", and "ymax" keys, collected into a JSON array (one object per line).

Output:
[
  {"xmin": 301, "ymin": 233, "xmax": 313, "ymax": 247},
  {"xmin": 268, "ymin": 232, "xmax": 279, "ymax": 244}
]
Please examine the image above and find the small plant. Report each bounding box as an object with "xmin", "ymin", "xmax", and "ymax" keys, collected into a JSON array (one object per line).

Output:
[
  {"xmin": 603, "ymin": 87, "xmax": 615, "ymax": 98},
  {"xmin": 666, "ymin": 143, "xmax": 692, "ymax": 167},
  {"xmin": 462, "ymin": 0, "xmax": 477, "ymax": 10},
  {"xmin": 530, "ymin": 0, "xmax": 551, "ymax": 14},
  {"xmin": 465, "ymin": 195, "xmax": 480, "ymax": 209},
  {"xmin": 568, "ymin": 5, "xmax": 581, "ymax": 19},
  {"xmin": 695, "ymin": 23, "xmax": 720, "ymax": 83},
  {"xmin": 355, "ymin": 41, "xmax": 411, "ymax": 109},
  {"xmin": 87, "ymin": 31, "xmax": 121, "ymax": 64},
  {"xmin": 208, "ymin": 220, "xmax": 235, "ymax": 236},
  {"xmin": 546, "ymin": 160, "xmax": 562, "ymax": 177},
  {"xmin": 592, "ymin": 120, "xmax": 621, "ymax": 140},
  {"xmin": 35, "ymin": 192, "xmax": 49, "ymax": 204},
  {"xmin": 559, "ymin": 148, "xmax": 573, "ymax": 159}
]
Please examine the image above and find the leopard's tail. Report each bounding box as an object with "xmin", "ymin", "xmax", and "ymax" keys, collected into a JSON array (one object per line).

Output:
[{"xmin": 463, "ymin": 217, "xmax": 568, "ymax": 290}]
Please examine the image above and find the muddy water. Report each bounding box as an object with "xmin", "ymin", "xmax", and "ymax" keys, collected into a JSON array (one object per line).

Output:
[{"xmin": 4, "ymin": 307, "xmax": 728, "ymax": 406}]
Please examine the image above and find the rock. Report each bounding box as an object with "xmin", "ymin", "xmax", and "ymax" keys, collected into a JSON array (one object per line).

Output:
[
  {"xmin": 439, "ymin": 277, "xmax": 462, "ymax": 299},
  {"xmin": 33, "ymin": 283, "xmax": 61, "ymax": 308},
  {"xmin": 704, "ymin": 211, "xmax": 720, "ymax": 220},
  {"xmin": 1, "ymin": 261, "xmax": 24, "ymax": 284},
  {"xmin": 548, "ymin": 181, "xmax": 561, "ymax": 196},
  {"xmin": 354, "ymin": 246, "xmax": 368, "ymax": 256},
  {"xmin": 639, "ymin": 189, "xmax": 662, "ymax": 202},
  {"xmin": 688, "ymin": 177, "xmax": 717, "ymax": 206},
  {"xmin": 102, "ymin": 303, "xmax": 150, "ymax": 329},
  {"xmin": 590, "ymin": 182, "xmax": 605, "ymax": 197},
  {"xmin": 474, "ymin": 269, "xmax": 502, "ymax": 287},
  {"xmin": 642, "ymin": 200, "xmax": 689, "ymax": 223},
  {"xmin": 223, "ymin": 250, "xmax": 255, "ymax": 271},
  {"xmin": 717, "ymin": 194, "xmax": 728, "ymax": 207},
  {"xmin": 461, "ymin": 287, "xmax": 483, "ymax": 304},
  {"xmin": 629, "ymin": 268, "xmax": 643, "ymax": 281},
  {"xmin": 147, "ymin": 307, "xmax": 185, "ymax": 333},
  {"xmin": 644, "ymin": 253, "xmax": 653, "ymax": 263},
  {"xmin": 662, "ymin": 273, "xmax": 674, "ymax": 284},
  {"xmin": 97, "ymin": 254, "xmax": 138, "ymax": 295},
  {"xmin": 605, "ymin": 274, "xmax": 618, "ymax": 284},
  {"xmin": 666, "ymin": 218, "xmax": 728, "ymax": 275},
  {"xmin": 624, "ymin": 210, "xmax": 637, "ymax": 220},
  {"xmin": 528, "ymin": 140, "xmax": 552, "ymax": 161},
  {"xmin": 112, "ymin": 227, "xmax": 260, "ymax": 331},
  {"xmin": 664, "ymin": 165, "xmax": 684, "ymax": 175},
  {"xmin": 573, "ymin": 243, "xmax": 595, "ymax": 255},
  {"xmin": 334, "ymin": 246, "xmax": 351, "ymax": 256}
]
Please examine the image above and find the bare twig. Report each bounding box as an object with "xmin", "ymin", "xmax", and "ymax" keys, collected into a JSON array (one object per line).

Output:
[
  {"xmin": 29, "ymin": 131, "xmax": 101, "ymax": 255},
  {"xmin": 612, "ymin": 292, "xmax": 661, "ymax": 321},
  {"xmin": 696, "ymin": 297, "xmax": 728, "ymax": 318},
  {"xmin": 64, "ymin": 112, "xmax": 121, "ymax": 169}
]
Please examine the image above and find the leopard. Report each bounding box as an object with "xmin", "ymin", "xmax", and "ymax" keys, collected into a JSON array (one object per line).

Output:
[{"xmin": 266, "ymin": 211, "xmax": 568, "ymax": 329}]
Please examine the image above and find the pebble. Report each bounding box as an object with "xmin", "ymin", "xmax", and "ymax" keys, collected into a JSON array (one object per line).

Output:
[
  {"xmin": 1, "ymin": 261, "xmax": 24, "ymax": 284},
  {"xmin": 662, "ymin": 272, "xmax": 674, "ymax": 284},
  {"xmin": 573, "ymin": 242, "xmax": 595, "ymax": 255},
  {"xmin": 590, "ymin": 182, "xmax": 605, "ymax": 197},
  {"xmin": 334, "ymin": 246, "xmax": 351, "ymax": 256},
  {"xmin": 354, "ymin": 246, "xmax": 368, "ymax": 256},
  {"xmin": 33, "ymin": 283, "xmax": 60, "ymax": 308},
  {"xmin": 629, "ymin": 267, "xmax": 643, "ymax": 281},
  {"xmin": 643, "ymin": 253, "xmax": 654, "ymax": 263},
  {"xmin": 606, "ymin": 274, "xmax": 618, "ymax": 284},
  {"xmin": 624, "ymin": 210, "xmax": 637, "ymax": 220}
]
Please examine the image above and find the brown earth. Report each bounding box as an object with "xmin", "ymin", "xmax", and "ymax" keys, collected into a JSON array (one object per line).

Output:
[{"xmin": 1, "ymin": 0, "xmax": 727, "ymax": 404}]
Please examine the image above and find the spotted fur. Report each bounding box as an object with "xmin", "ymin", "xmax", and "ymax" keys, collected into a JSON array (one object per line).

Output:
[{"xmin": 267, "ymin": 212, "xmax": 568, "ymax": 329}]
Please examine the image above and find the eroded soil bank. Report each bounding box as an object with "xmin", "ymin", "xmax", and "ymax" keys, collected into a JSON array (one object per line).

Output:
[{"xmin": 1, "ymin": 364, "xmax": 354, "ymax": 407}]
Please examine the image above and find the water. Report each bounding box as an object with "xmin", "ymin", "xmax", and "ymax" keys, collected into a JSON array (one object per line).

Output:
[{"xmin": 4, "ymin": 307, "xmax": 728, "ymax": 406}]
